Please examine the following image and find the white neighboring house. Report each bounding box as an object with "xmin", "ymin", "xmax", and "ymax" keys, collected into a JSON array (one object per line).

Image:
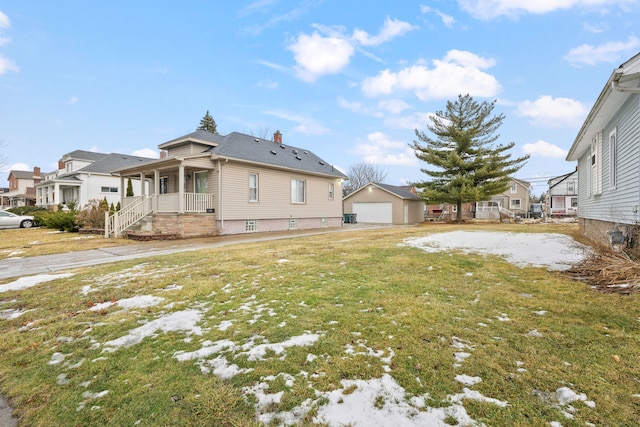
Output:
[
  {"xmin": 566, "ymin": 51, "xmax": 640, "ymax": 245},
  {"xmin": 547, "ymin": 169, "xmax": 578, "ymax": 217},
  {"xmin": 35, "ymin": 150, "xmax": 156, "ymax": 210}
]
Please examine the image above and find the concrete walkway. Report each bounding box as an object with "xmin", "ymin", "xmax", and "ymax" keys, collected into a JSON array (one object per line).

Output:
[{"xmin": 0, "ymin": 224, "xmax": 394, "ymax": 425}]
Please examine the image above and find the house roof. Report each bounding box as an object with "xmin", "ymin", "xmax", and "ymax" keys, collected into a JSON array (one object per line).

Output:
[
  {"xmin": 567, "ymin": 51, "xmax": 640, "ymax": 161},
  {"xmin": 510, "ymin": 177, "xmax": 531, "ymax": 191},
  {"xmin": 61, "ymin": 150, "xmax": 109, "ymax": 163},
  {"xmin": 344, "ymin": 182, "xmax": 423, "ymax": 201},
  {"xmin": 8, "ymin": 170, "xmax": 34, "ymax": 180},
  {"xmin": 41, "ymin": 153, "xmax": 156, "ymax": 183},
  {"xmin": 206, "ymin": 132, "xmax": 347, "ymax": 179},
  {"xmin": 119, "ymin": 130, "xmax": 347, "ymax": 179}
]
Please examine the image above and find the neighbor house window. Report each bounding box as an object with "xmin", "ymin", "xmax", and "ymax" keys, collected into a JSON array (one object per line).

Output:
[
  {"xmin": 567, "ymin": 181, "xmax": 575, "ymax": 194},
  {"xmin": 610, "ymin": 127, "xmax": 617, "ymax": 189},
  {"xmin": 289, "ymin": 218, "xmax": 297, "ymax": 230},
  {"xmin": 571, "ymin": 197, "xmax": 578, "ymax": 207},
  {"xmin": 591, "ymin": 133, "xmax": 602, "ymax": 195},
  {"xmin": 510, "ymin": 183, "xmax": 517, "ymax": 194},
  {"xmin": 194, "ymin": 171, "xmax": 208, "ymax": 193},
  {"xmin": 510, "ymin": 199, "xmax": 521, "ymax": 209},
  {"xmin": 249, "ymin": 173, "xmax": 258, "ymax": 202},
  {"xmin": 291, "ymin": 179, "xmax": 306, "ymax": 203},
  {"xmin": 101, "ymin": 186, "xmax": 118, "ymax": 193},
  {"xmin": 159, "ymin": 177, "xmax": 168, "ymax": 194},
  {"xmin": 328, "ymin": 183, "xmax": 334, "ymax": 200}
]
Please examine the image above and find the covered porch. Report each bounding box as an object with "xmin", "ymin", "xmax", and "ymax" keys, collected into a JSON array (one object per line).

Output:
[
  {"xmin": 108, "ymin": 155, "xmax": 218, "ymax": 237},
  {"xmin": 35, "ymin": 179, "xmax": 82, "ymax": 209}
]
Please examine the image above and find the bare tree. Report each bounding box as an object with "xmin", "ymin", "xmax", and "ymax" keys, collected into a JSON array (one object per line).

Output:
[{"xmin": 343, "ymin": 162, "xmax": 388, "ymax": 196}]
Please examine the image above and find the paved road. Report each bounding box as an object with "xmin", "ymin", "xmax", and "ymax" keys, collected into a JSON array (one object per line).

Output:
[{"xmin": 0, "ymin": 224, "xmax": 393, "ymax": 425}]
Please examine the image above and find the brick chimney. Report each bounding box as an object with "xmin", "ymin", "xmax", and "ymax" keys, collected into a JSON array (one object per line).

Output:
[
  {"xmin": 58, "ymin": 160, "xmax": 65, "ymax": 170},
  {"xmin": 160, "ymin": 150, "xmax": 167, "ymax": 159},
  {"xmin": 33, "ymin": 166, "xmax": 41, "ymax": 184},
  {"xmin": 273, "ymin": 130, "xmax": 282, "ymax": 144}
]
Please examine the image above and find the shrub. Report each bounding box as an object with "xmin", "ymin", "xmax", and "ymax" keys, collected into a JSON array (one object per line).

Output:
[
  {"xmin": 75, "ymin": 199, "xmax": 109, "ymax": 230},
  {"xmin": 39, "ymin": 210, "xmax": 79, "ymax": 232}
]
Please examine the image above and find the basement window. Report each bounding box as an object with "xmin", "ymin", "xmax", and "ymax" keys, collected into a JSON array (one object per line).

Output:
[{"xmin": 245, "ymin": 220, "xmax": 257, "ymax": 232}]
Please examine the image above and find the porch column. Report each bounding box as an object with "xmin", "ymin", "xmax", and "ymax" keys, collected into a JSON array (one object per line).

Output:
[
  {"xmin": 178, "ymin": 165, "xmax": 185, "ymax": 213},
  {"xmin": 120, "ymin": 175, "xmax": 125, "ymax": 205},
  {"xmin": 140, "ymin": 172, "xmax": 146, "ymax": 196},
  {"xmin": 53, "ymin": 182, "xmax": 60, "ymax": 206},
  {"xmin": 153, "ymin": 169, "xmax": 159, "ymax": 212}
]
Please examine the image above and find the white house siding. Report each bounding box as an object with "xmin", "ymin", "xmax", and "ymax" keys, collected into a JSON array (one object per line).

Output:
[
  {"xmin": 218, "ymin": 162, "xmax": 343, "ymax": 226},
  {"xmin": 577, "ymin": 96, "xmax": 640, "ymax": 227}
]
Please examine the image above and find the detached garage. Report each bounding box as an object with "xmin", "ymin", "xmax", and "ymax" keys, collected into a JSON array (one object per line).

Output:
[{"xmin": 343, "ymin": 182, "xmax": 425, "ymax": 225}]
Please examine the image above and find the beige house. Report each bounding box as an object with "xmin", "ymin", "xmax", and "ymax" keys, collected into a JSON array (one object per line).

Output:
[
  {"xmin": 490, "ymin": 178, "xmax": 532, "ymax": 218},
  {"xmin": 110, "ymin": 130, "xmax": 347, "ymax": 238},
  {"xmin": 2, "ymin": 167, "xmax": 41, "ymax": 208},
  {"xmin": 342, "ymin": 182, "xmax": 425, "ymax": 225}
]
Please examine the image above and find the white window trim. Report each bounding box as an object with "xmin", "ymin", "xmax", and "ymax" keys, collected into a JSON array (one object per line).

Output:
[
  {"xmin": 249, "ymin": 173, "xmax": 259, "ymax": 202},
  {"xmin": 291, "ymin": 179, "xmax": 306, "ymax": 204},
  {"xmin": 194, "ymin": 170, "xmax": 208, "ymax": 194},
  {"xmin": 159, "ymin": 176, "xmax": 169, "ymax": 194},
  {"xmin": 567, "ymin": 181, "xmax": 575, "ymax": 194},
  {"xmin": 510, "ymin": 198, "xmax": 521, "ymax": 209},
  {"xmin": 591, "ymin": 132, "xmax": 603, "ymax": 196},
  {"xmin": 101, "ymin": 186, "xmax": 119, "ymax": 193},
  {"xmin": 510, "ymin": 184, "xmax": 517, "ymax": 194},
  {"xmin": 609, "ymin": 127, "xmax": 617, "ymax": 190},
  {"xmin": 328, "ymin": 183, "xmax": 334, "ymax": 200}
]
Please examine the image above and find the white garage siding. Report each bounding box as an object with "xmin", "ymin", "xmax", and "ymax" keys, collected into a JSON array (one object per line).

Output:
[{"xmin": 352, "ymin": 202, "xmax": 393, "ymax": 223}]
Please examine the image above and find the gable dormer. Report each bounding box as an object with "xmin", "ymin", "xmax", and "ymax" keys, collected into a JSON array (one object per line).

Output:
[{"xmin": 159, "ymin": 130, "xmax": 222, "ymax": 158}]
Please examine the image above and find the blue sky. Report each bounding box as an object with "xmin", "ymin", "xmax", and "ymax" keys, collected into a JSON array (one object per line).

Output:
[{"xmin": 1, "ymin": 1, "xmax": 639, "ymax": 196}]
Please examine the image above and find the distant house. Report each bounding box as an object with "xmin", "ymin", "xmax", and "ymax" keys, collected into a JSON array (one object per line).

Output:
[
  {"xmin": 110, "ymin": 130, "xmax": 347, "ymax": 238},
  {"xmin": 2, "ymin": 167, "xmax": 41, "ymax": 208},
  {"xmin": 35, "ymin": 150, "xmax": 155, "ymax": 210},
  {"xmin": 566, "ymin": 51, "xmax": 640, "ymax": 245},
  {"xmin": 491, "ymin": 178, "xmax": 532, "ymax": 218},
  {"xmin": 547, "ymin": 169, "xmax": 578, "ymax": 217},
  {"xmin": 342, "ymin": 182, "xmax": 425, "ymax": 224},
  {"xmin": 425, "ymin": 203, "xmax": 475, "ymax": 221}
]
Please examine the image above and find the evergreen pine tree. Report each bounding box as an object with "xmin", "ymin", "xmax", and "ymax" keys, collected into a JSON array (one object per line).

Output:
[
  {"xmin": 412, "ymin": 94, "xmax": 529, "ymax": 222},
  {"xmin": 197, "ymin": 110, "xmax": 218, "ymax": 133},
  {"xmin": 126, "ymin": 178, "xmax": 134, "ymax": 197}
]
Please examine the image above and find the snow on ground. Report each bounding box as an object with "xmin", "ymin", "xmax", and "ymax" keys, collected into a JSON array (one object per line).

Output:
[
  {"xmin": 9, "ymin": 230, "xmax": 598, "ymax": 426},
  {"xmin": 402, "ymin": 231, "xmax": 588, "ymax": 271},
  {"xmin": 0, "ymin": 273, "xmax": 74, "ymax": 293}
]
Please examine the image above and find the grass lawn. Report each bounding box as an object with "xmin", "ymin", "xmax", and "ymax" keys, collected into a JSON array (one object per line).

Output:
[
  {"xmin": 0, "ymin": 228, "xmax": 136, "ymax": 260},
  {"xmin": 0, "ymin": 222, "xmax": 638, "ymax": 426}
]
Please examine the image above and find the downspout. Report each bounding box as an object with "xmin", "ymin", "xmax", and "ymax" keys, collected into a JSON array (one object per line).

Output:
[
  {"xmin": 217, "ymin": 159, "xmax": 224, "ymax": 230},
  {"xmin": 611, "ymin": 69, "xmax": 640, "ymax": 93}
]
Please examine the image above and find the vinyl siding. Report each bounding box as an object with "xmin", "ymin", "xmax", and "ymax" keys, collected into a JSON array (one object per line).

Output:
[
  {"xmin": 167, "ymin": 143, "xmax": 212, "ymax": 157},
  {"xmin": 577, "ymin": 94, "xmax": 640, "ymax": 225},
  {"xmin": 343, "ymin": 186, "xmax": 424, "ymax": 224},
  {"xmin": 219, "ymin": 162, "xmax": 343, "ymax": 220}
]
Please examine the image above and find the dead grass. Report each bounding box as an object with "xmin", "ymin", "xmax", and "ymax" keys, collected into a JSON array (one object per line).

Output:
[
  {"xmin": 566, "ymin": 241, "xmax": 640, "ymax": 294},
  {"xmin": 0, "ymin": 228, "xmax": 136, "ymax": 259}
]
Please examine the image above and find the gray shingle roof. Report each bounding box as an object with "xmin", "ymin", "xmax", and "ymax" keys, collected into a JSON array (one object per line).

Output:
[
  {"xmin": 204, "ymin": 131, "xmax": 347, "ymax": 179},
  {"xmin": 372, "ymin": 182, "xmax": 422, "ymax": 200},
  {"xmin": 57, "ymin": 153, "xmax": 156, "ymax": 179},
  {"xmin": 61, "ymin": 150, "xmax": 108, "ymax": 162}
]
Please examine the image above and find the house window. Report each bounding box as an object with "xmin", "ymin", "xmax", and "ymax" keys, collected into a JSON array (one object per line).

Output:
[
  {"xmin": 571, "ymin": 197, "xmax": 578, "ymax": 207},
  {"xmin": 451, "ymin": 204, "xmax": 457, "ymax": 212},
  {"xmin": 291, "ymin": 179, "xmax": 306, "ymax": 203},
  {"xmin": 567, "ymin": 181, "xmax": 575, "ymax": 194},
  {"xmin": 510, "ymin": 183, "xmax": 517, "ymax": 194},
  {"xmin": 159, "ymin": 177, "xmax": 168, "ymax": 194},
  {"xmin": 328, "ymin": 183, "xmax": 334, "ymax": 200},
  {"xmin": 610, "ymin": 127, "xmax": 617, "ymax": 189},
  {"xmin": 245, "ymin": 219, "xmax": 257, "ymax": 232},
  {"xmin": 249, "ymin": 173, "xmax": 258, "ymax": 202},
  {"xmin": 194, "ymin": 171, "xmax": 208, "ymax": 193},
  {"xmin": 591, "ymin": 133, "xmax": 602, "ymax": 195},
  {"xmin": 321, "ymin": 217, "xmax": 328, "ymax": 227},
  {"xmin": 101, "ymin": 186, "xmax": 118, "ymax": 193},
  {"xmin": 510, "ymin": 199, "xmax": 521, "ymax": 209},
  {"xmin": 289, "ymin": 218, "xmax": 297, "ymax": 230}
]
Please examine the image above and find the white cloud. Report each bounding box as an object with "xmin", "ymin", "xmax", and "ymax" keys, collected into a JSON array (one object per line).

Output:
[
  {"xmin": 517, "ymin": 95, "xmax": 588, "ymax": 127},
  {"xmin": 288, "ymin": 31, "xmax": 355, "ymax": 82},
  {"xmin": 263, "ymin": 108, "xmax": 330, "ymax": 135},
  {"xmin": 563, "ymin": 35, "xmax": 640, "ymax": 66},
  {"xmin": 257, "ymin": 79, "xmax": 278, "ymax": 90},
  {"xmin": 385, "ymin": 112, "xmax": 433, "ymax": 131},
  {"xmin": 349, "ymin": 131, "xmax": 418, "ymax": 166},
  {"xmin": 131, "ymin": 148, "xmax": 160, "ymax": 159},
  {"xmin": 376, "ymin": 99, "xmax": 412, "ymax": 114},
  {"xmin": 0, "ymin": 55, "xmax": 18, "ymax": 74},
  {"xmin": 361, "ymin": 50, "xmax": 500, "ymax": 100},
  {"xmin": 522, "ymin": 140, "xmax": 569, "ymax": 158},
  {"xmin": 458, "ymin": 0, "xmax": 632, "ymax": 20},
  {"xmin": 5, "ymin": 162, "xmax": 30, "ymax": 172},
  {"xmin": 68, "ymin": 96, "xmax": 79, "ymax": 105},
  {"xmin": 352, "ymin": 17, "xmax": 417, "ymax": 46},
  {"xmin": 0, "ymin": 10, "xmax": 10, "ymax": 28},
  {"xmin": 420, "ymin": 5, "xmax": 456, "ymax": 28}
]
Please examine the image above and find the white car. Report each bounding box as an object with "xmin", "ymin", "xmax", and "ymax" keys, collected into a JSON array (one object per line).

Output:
[{"xmin": 0, "ymin": 210, "xmax": 36, "ymax": 229}]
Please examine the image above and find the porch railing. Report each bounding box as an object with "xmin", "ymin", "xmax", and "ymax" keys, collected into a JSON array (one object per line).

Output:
[
  {"xmin": 105, "ymin": 195, "xmax": 153, "ymax": 238},
  {"xmin": 157, "ymin": 193, "xmax": 215, "ymax": 213}
]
